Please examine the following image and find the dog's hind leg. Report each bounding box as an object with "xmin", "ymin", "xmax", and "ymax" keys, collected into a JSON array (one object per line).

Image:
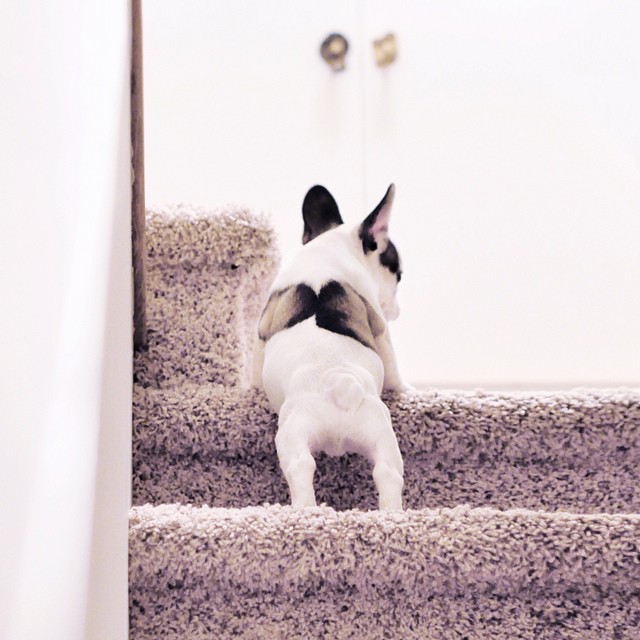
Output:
[
  {"xmin": 359, "ymin": 398, "xmax": 404, "ymax": 511},
  {"xmin": 372, "ymin": 440, "xmax": 404, "ymax": 511},
  {"xmin": 275, "ymin": 405, "xmax": 317, "ymax": 507}
]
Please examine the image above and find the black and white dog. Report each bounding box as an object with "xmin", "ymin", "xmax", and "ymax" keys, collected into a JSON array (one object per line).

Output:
[{"xmin": 252, "ymin": 184, "xmax": 405, "ymax": 510}]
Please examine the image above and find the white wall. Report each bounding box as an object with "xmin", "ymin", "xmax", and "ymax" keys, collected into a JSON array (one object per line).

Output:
[
  {"xmin": 143, "ymin": 0, "xmax": 368, "ymax": 254},
  {"xmin": 0, "ymin": 3, "xmax": 131, "ymax": 639},
  {"xmin": 143, "ymin": 0, "xmax": 639, "ymax": 388},
  {"xmin": 362, "ymin": 1, "xmax": 640, "ymax": 387}
]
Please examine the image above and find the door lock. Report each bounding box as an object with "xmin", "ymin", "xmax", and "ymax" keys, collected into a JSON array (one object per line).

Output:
[
  {"xmin": 320, "ymin": 33, "xmax": 349, "ymax": 72},
  {"xmin": 373, "ymin": 33, "xmax": 397, "ymax": 67}
]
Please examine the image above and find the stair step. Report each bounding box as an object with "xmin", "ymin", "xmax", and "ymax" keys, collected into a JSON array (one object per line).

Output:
[
  {"xmin": 134, "ymin": 205, "xmax": 279, "ymax": 389},
  {"xmin": 129, "ymin": 503, "xmax": 640, "ymax": 639},
  {"xmin": 133, "ymin": 385, "xmax": 640, "ymax": 512}
]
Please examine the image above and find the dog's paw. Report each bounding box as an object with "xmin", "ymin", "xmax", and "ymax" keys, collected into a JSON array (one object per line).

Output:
[{"xmin": 383, "ymin": 380, "xmax": 418, "ymax": 395}]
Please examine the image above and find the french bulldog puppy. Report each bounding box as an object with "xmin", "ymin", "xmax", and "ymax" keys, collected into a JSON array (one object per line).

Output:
[{"xmin": 252, "ymin": 184, "xmax": 405, "ymax": 510}]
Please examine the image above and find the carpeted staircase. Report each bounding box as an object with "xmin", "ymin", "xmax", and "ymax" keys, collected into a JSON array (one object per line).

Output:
[{"xmin": 129, "ymin": 205, "xmax": 640, "ymax": 639}]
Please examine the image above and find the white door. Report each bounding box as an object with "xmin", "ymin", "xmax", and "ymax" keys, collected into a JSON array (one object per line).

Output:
[{"xmin": 143, "ymin": 1, "xmax": 640, "ymax": 388}]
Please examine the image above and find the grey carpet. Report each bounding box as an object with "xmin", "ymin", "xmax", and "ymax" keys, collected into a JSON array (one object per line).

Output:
[{"xmin": 130, "ymin": 204, "xmax": 640, "ymax": 639}]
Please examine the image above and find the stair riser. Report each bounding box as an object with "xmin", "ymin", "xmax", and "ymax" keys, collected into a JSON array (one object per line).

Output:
[
  {"xmin": 133, "ymin": 450, "xmax": 640, "ymax": 513},
  {"xmin": 129, "ymin": 590, "xmax": 640, "ymax": 640}
]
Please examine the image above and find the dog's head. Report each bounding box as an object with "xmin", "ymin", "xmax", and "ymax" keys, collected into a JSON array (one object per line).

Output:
[{"xmin": 301, "ymin": 184, "xmax": 402, "ymax": 321}]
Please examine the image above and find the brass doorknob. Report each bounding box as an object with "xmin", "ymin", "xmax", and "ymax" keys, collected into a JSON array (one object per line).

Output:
[
  {"xmin": 373, "ymin": 33, "xmax": 397, "ymax": 67},
  {"xmin": 320, "ymin": 33, "xmax": 349, "ymax": 71}
]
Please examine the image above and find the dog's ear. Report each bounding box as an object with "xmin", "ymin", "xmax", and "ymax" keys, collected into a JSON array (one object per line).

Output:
[
  {"xmin": 359, "ymin": 183, "xmax": 395, "ymax": 253},
  {"xmin": 302, "ymin": 185, "xmax": 344, "ymax": 244}
]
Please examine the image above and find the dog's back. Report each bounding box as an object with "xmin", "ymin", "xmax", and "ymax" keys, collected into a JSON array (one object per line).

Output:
[
  {"xmin": 260, "ymin": 294, "xmax": 384, "ymax": 413},
  {"xmin": 259, "ymin": 225, "xmax": 387, "ymax": 412}
]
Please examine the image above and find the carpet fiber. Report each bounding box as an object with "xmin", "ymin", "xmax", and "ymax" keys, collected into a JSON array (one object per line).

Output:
[{"xmin": 130, "ymin": 204, "xmax": 640, "ymax": 639}]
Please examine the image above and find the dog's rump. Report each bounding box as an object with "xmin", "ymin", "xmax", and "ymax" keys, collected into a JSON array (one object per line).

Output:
[{"xmin": 258, "ymin": 280, "xmax": 385, "ymax": 350}]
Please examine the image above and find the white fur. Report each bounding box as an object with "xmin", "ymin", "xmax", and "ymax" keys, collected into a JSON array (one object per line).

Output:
[{"xmin": 253, "ymin": 203, "xmax": 406, "ymax": 510}]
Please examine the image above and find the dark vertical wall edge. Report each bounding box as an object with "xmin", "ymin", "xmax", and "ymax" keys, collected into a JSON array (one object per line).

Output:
[{"xmin": 131, "ymin": 0, "xmax": 148, "ymax": 351}]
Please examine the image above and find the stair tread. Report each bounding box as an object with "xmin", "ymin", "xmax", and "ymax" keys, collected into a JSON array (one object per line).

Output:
[
  {"xmin": 130, "ymin": 502, "xmax": 640, "ymax": 638},
  {"xmin": 130, "ymin": 502, "xmax": 640, "ymax": 597},
  {"xmin": 133, "ymin": 384, "xmax": 640, "ymax": 460}
]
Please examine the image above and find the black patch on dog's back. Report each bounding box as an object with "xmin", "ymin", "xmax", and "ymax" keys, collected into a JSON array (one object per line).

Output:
[
  {"xmin": 258, "ymin": 280, "xmax": 384, "ymax": 350},
  {"xmin": 258, "ymin": 284, "xmax": 316, "ymax": 341},
  {"xmin": 316, "ymin": 281, "xmax": 369, "ymax": 348},
  {"xmin": 285, "ymin": 284, "xmax": 317, "ymax": 328}
]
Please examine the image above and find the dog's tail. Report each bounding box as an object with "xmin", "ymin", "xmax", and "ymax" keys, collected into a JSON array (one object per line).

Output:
[{"xmin": 321, "ymin": 370, "xmax": 366, "ymax": 413}]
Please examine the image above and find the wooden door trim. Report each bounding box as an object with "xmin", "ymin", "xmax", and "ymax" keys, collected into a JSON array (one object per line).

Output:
[{"xmin": 131, "ymin": 0, "xmax": 147, "ymax": 351}]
